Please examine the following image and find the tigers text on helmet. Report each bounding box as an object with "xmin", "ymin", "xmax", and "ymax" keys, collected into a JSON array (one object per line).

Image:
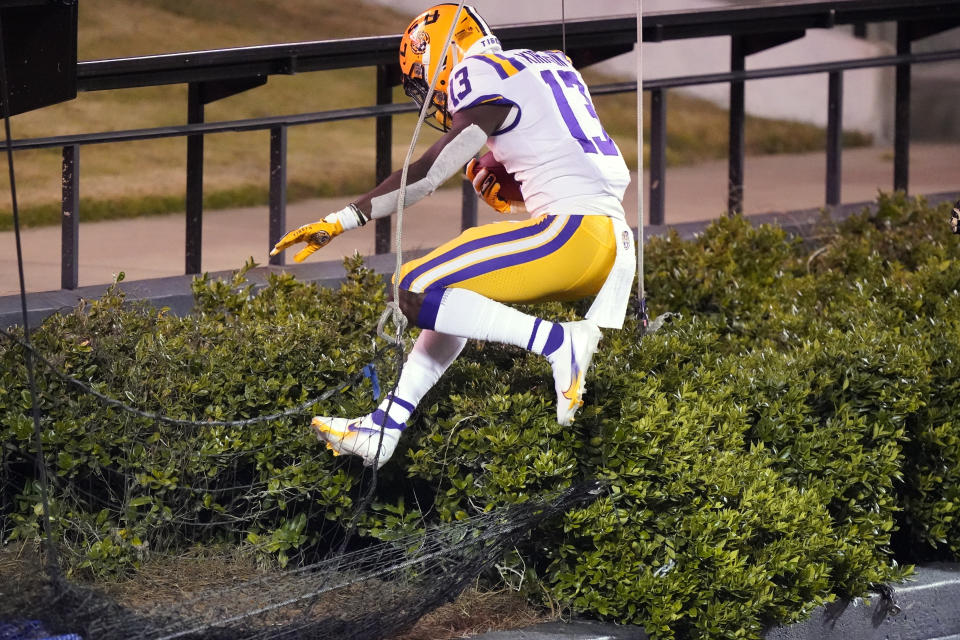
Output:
[{"xmin": 399, "ymin": 4, "xmax": 500, "ymax": 130}]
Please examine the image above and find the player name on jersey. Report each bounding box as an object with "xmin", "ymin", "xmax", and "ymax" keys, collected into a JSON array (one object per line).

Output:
[{"xmin": 513, "ymin": 50, "xmax": 571, "ymax": 66}]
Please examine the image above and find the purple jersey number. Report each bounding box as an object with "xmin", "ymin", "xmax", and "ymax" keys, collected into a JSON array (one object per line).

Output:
[
  {"xmin": 449, "ymin": 67, "xmax": 472, "ymax": 108},
  {"xmin": 541, "ymin": 69, "xmax": 619, "ymax": 157}
]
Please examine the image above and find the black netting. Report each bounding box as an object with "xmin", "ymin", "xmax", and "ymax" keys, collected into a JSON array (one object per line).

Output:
[{"xmin": 2, "ymin": 482, "xmax": 602, "ymax": 640}]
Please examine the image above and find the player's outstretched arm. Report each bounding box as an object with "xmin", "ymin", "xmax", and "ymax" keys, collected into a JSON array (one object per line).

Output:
[
  {"xmin": 270, "ymin": 103, "xmax": 509, "ymax": 262},
  {"xmin": 352, "ymin": 103, "xmax": 509, "ymax": 219}
]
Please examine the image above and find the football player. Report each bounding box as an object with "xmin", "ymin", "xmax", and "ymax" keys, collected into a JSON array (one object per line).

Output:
[{"xmin": 271, "ymin": 3, "xmax": 636, "ymax": 468}]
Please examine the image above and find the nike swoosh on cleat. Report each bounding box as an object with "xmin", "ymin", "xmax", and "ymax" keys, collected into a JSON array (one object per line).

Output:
[
  {"xmin": 561, "ymin": 343, "xmax": 582, "ymax": 408},
  {"xmin": 346, "ymin": 423, "xmax": 385, "ymax": 436}
]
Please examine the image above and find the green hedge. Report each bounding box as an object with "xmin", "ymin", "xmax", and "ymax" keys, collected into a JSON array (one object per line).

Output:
[{"xmin": 2, "ymin": 193, "xmax": 960, "ymax": 638}]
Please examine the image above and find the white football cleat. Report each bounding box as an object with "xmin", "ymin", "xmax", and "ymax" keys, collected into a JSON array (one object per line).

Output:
[
  {"xmin": 549, "ymin": 320, "xmax": 602, "ymax": 426},
  {"xmin": 311, "ymin": 413, "xmax": 402, "ymax": 469}
]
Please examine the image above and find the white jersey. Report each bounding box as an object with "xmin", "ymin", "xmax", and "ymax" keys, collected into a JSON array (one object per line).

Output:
[{"xmin": 447, "ymin": 48, "xmax": 631, "ymax": 221}]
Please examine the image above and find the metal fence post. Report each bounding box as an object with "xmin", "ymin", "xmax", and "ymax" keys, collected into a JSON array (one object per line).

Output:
[
  {"xmin": 826, "ymin": 71, "xmax": 844, "ymax": 206},
  {"xmin": 461, "ymin": 177, "xmax": 478, "ymax": 230},
  {"xmin": 649, "ymin": 88, "xmax": 667, "ymax": 226},
  {"xmin": 186, "ymin": 82, "xmax": 204, "ymax": 274},
  {"xmin": 894, "ymin": 21, "xmax": 911, "ymax": 194},
  {"xmin": 375, "ymin": 65, "xmax": 392, "ymax": 255},
  {"xmin": 269, "ymin": 125, "xmax": 287, "ymax": 266},
  {"xmin": 61, "ymin": 144, "xmax": 79, "ymax": 290},
  {"xmin": 727, "ymin": 36, "xmax": 746, "ymax": 216}
]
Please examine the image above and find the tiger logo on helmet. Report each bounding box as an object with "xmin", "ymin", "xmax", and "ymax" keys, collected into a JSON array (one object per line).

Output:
[
  {"xmin": 399, "ymin": 4, "xmax": 500, "ymax": 130},
  {"xmin": 410, "ymin": 30, "xmax": 430, "ymax": 55}
]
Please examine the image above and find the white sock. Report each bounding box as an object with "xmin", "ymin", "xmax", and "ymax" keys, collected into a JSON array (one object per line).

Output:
[
  {"xmin": 373, "ymin": 329, "xmax": 466, "ymax": 428},
  {"xmin": 430, "ymin": 288, "xmax": 564, "ymax": 357}
]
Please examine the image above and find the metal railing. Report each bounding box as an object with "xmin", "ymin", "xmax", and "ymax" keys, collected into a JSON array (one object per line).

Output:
[{"xmin": 3, "ymin": 0, "xmax": 960, "ymax": 290}]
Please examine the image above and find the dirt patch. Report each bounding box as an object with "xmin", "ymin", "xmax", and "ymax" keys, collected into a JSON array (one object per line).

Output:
[
  {"xmin": 396, "ymin": 587, "xmax": 555, "ymax": 640},
  {"xmin": 95, "ymin": 548, "xmax": 274, "ymax": 612}
]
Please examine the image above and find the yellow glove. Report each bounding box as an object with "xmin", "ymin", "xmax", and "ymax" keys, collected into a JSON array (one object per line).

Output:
[
  {"xmin": 270, "ymin": 204, "xmax": 367, "ymax": 262},
  {"xmin": 465, "ymin": 158, "xmax": 526, "ymax": 216}
]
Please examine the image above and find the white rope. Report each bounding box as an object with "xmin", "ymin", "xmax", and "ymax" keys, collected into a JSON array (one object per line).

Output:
[
  {"xmin": 636, "ymin": 0, "xmax": 646, "ymax": 310},
  {"xmin": 378, "ymin": 1, "xmax": 467, "ymax": 346},
  {"xmin": 634, "ymin": 2, "xmax": 678, "ymax": 335},
  {"xmin": 561, "ymin": 0, "xmax": 567, "ymax": 54}
]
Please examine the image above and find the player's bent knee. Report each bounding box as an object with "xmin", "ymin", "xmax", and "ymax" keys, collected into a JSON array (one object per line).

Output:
[{"xmin": 398, "ymin": 289, "xmax": 425, "ymax": 326}]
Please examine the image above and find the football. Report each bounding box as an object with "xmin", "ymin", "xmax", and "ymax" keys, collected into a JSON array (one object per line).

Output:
[{"xmin": 476, "ymin": 150, "xmax": 524, "ymax": 202}]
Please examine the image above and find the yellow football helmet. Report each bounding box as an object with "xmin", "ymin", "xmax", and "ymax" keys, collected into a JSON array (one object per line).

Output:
[{"xmin": 399, "ymin": 4, "xmax": 499, "ymax": 130}]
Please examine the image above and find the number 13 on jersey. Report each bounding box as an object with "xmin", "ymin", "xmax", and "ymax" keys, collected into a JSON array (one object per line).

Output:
[{"xmin": 541, "ymin": 69, "xmax": 619, "ymax": 157}]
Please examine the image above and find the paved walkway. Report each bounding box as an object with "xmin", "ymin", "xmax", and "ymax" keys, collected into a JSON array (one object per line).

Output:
[{"xmin": 2, "ymin": 143, "xmax": 958, "ymax": 296}]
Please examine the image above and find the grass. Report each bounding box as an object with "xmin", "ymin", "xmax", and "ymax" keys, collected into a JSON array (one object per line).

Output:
[
  {"xmin": 0, "ymin": 0, "xmax": 872, "ymax": 232},
  {"xmin": 588, "ymin": 72, "xmax": 873, "ymax": 169}
]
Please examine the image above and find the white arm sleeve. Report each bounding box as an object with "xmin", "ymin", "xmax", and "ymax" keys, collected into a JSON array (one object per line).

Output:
[{"xmin": 368, "ymin": 123, "xmax": 488, "ymax": 220}]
